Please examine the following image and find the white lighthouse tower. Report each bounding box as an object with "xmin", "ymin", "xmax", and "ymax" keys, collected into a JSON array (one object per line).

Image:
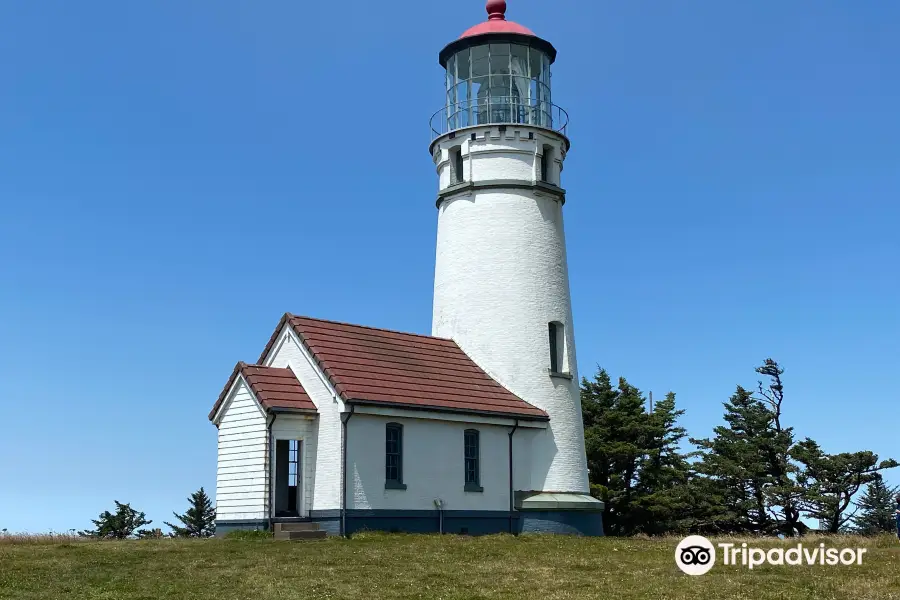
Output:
[{"xmin": 431, "ymin": 0, "xmax": 601, "ymax": 520}]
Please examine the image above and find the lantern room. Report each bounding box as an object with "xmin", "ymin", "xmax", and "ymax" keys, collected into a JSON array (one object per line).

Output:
[{"xmin": 431, "ymin": 0, "xmax": 567, "ymax": 139}]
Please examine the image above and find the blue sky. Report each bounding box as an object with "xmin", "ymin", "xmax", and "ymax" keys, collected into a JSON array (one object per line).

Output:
[{"xmin": 1, "ymin": 0, "xmax": 897, "ymax": 532}]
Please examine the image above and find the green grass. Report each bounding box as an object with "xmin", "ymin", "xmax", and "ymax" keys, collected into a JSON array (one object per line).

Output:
[{"xmin": 1, "ymin": 532, "xmax": 899, "ymax": 599}]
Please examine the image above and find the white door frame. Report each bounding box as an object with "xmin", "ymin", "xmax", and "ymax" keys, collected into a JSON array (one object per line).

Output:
[{"xmin": 272, "ymin": 437, "xmax": 306, "ymax": 517}]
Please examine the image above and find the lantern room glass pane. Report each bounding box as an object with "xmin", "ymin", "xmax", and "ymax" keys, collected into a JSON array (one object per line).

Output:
[
  {"xmin": 471, "ymin": 45, "xmax": 489, "ymax": 79},
  {"xmin": 446, "ymin": 55, "xmax": 457, "ymax": 90},
  {"xmin": 511, "ymin": 45, "xmax": 529, "ymax": 78},
  {"xmin": 456, "ymin": 48, "xmax": 471, "ymax": 82},
  {"xmin": 444, "ymin": 55, "xmax": 454, "ymax": 129},
  {"xmin": 452, "ymin": 82, "xmax": 469, "ymax": 128},
  {"xmin": 530, "ymin": 49, "xmax": 543, "ymax": 84},
  {"xmin": 489, "ymin": 43, "xmax": 510, "ymax": 75},
  {"xmin": 542, "ymin": 54, "xmax": 551, "ymax": 87},
  {"xmin": 488, "ymin": 44, "xmax": 512, "ymax": 124},
  {"xmin": 454, "ymin": 49, "xmax": 472, "ymax": 129}
]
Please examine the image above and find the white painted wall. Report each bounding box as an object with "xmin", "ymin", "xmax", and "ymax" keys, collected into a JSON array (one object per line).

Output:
[
  {"xmin": 215, "ymin": 380, "xmax": 268, "ymax": 521},
  {"xmin": 435, "ymin": 127, "xmax": 565, "ymax": 189},
  {"xmin": 263, "ymin": 326, "xmax": 345, "ymax": 511},
  {"xmin": 346, "ymin": 414, "xmax": 511, "ymax": 512},
  {"xmin": 512, "ymin": 427, "xmax": 536, "ymax": 492},
  {"xmin": 431, "ymin": 124, "xmax": 590, "ymax": 494},
  {"xmin": 271, "ymin": 415, "xmax": 317, "ymax": 517}
]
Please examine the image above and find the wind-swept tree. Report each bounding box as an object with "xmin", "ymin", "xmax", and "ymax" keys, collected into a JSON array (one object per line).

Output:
[
  {"xmin": 79, "ymin": 501, "xmax": 152, "ymax": 539},
  {"xmin": 165, "ymin": 487, "xmax": 216, "ymax": 538},
  {"xmin": 754, "ymin": 359, "xmax": 807, "ymax": 536},
  {"xmin": 793, "ymin": 441, "xmax": 898, "ymax": 533}
]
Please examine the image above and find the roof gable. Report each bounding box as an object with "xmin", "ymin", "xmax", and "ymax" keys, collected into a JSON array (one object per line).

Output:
[
  {"xmin": 209, "ymin": 361, "xmax": 317, "ymax": 422},
  {"xmin": 257, "ymin": 313, "xmax": 548, "ymax": 421}
]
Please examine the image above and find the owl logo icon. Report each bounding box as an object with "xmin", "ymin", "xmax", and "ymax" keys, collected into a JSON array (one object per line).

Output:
[{"xmin": 675, "ymin": 536, "xmax": 716, "ymax": 575}]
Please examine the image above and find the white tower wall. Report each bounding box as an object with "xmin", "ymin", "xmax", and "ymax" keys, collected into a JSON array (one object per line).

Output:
[{"xmin": 431, "ymin": 124, "xmax": 590, "ymax": 494}]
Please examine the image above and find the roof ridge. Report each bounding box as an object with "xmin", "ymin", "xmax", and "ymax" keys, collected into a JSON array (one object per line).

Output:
[{"xmin": 287, "ymin": 312, "xmax": 453, "ymax": 343}]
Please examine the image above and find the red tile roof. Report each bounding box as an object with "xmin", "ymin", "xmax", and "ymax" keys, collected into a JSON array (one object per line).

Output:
[
  {"xmin": 209, "ymin": 362, "xmax": 317, "ymax": 421},
  {"xmin": 255, "ymin": 313, "xmax": 548, "ymax": 421}
]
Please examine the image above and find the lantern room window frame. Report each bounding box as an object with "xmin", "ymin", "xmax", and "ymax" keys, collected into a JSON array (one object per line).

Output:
[{"xmin": 444, "ymin": 42, "xmax": 553, "ymax": 131}]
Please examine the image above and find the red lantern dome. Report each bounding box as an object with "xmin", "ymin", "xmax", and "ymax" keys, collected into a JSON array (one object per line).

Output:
[
  {"xmin": 459, "ymin": 0, "xmax": 537, "ymax": 39},
  {"xmin": 439, "ymin": 0, "xmax": 556, "ymax": 67}
]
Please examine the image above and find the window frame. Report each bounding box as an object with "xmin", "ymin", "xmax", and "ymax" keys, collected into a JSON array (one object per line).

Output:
[
  {"xmin": 385, "ymin": 422, "xmax": 407, "ymax": 490},
  {"xmin": 464, "ymin": 429, "xmax": 483, "ymax": 492},
  {"xmin": 548, "ymin": 321, "xmax": 569, "ymax": 376}
]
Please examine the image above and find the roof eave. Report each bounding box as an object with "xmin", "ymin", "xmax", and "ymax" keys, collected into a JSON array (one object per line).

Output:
[
  {"xmin": 209, "ymin": 361, "xmax": 248, "ymax": 422},
  {"xmin": 266, "ymin": 407, "xmax": 319, "ymax": 416},
  {"xmin": 438, "ymin": 32, "xmax": 557, "ymax": 68},
  {"xmin": 345, "ymin": 398, "xmax": 549, "ymax": 422}
]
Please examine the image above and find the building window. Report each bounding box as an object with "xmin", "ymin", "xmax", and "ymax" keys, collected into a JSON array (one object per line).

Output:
[
  {"xmin": 549, "ymin": 321, "xmax": 565, "ymax": 374},
  {"xmin": 385, "ymin": 423, "xmax": 406, "ymax": 490},
  {"xmin": 451, "ymin": 147, "xmax": 464, "ymax": 184},
  {"xmin": 464, "ymin": 429, "xmax": 483, "ymax": 492}
]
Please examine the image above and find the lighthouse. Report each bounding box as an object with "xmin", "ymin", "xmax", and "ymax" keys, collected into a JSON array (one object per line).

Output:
[
  {"xmin": 431, "ymin": 0, "xmax": 601, "ymax": 517},
  {"xmin": 210, "ymin": 0, "xmax": 602, "ymax": 539}
]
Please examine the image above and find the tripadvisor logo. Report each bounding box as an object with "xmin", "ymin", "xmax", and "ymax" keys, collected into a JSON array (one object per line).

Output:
[
  {"xmin": 675, "ymin": 535, "xmax": 868, "ymax": 576},
  {"xmin": 675, "ymin": 536, "xmax": 716, "ymax": 575}
]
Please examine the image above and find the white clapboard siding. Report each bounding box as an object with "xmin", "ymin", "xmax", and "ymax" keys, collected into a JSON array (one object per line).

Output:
[
  {"xmin": 226, "ymin": 402, "xmax": 265, "ymax": 415},
  {"xmin": 217, "ymin": 477, "xmax": 268, "ymax": 489},
  {"xmin": 217, "ymin": 456, "xmax": 266, "ymax": 468},
  {"xmin": 215, "ymin": 489, "xmax": 268, "ymax": 503},
  {"xmin": 218, "ymin": 424, "xmax": 268, "ymax": 438},
  {"xmin": 217, "ymin": 463, "xmax": 267, "ymax": 476},
  {"xmin": 216, "ymin": 381, "xmax": 268, "ymax": 521},
  {"xmin": 217, "ymin": 446, "xmax": 266, "ymax": 459},
  {"xmin": 217, "ymin": 455, "xmax": 267, "ymax": 468},
  {"xmin": 219, "ymin": 511, "xmax": 268, "ymax": 521}
]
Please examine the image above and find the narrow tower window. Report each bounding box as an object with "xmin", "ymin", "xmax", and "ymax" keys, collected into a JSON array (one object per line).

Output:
[
  {"xmin": 540, "ymin": 145, "xmax": 554, "ymax": 183},
  {"xmin": 451, "ymin": 147, "xmax": 465, "ymax": 184},
  {"xmin": 549, "ymin": 321, "xmax": 565, "ymax": 373}
]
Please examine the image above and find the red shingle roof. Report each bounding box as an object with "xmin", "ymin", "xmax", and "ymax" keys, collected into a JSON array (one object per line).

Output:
[
  {"xmin": 256, "ymin": 313, "xmax": 548, "ymax": 421},
  {"xmin": 209, "ymin": 362, "xmax": 317, "ymax": 421}
]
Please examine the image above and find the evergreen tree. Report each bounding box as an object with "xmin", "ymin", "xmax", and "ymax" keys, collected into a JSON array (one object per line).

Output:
[
  {"xmin": 754, "ymin": 359, "xmax": 807, "ymax": 536},
  {"xmin": 693, "ymin": 361, "xmax": 807, "ymax": 536},
  {"xmin": 851, "ymin": 475, "xmax": 900, "ymax": 535},
  {"xmin": 79, "ymin": 501, "xmax": 152, "ymax": 539},
  {"xmin": 634, "ymin": 392, "xmax": 695, "ymax": 534},
  {"xmin": 793, "ymin": 440, "xmax": 898, "ymax": 533},
  {"xmin": 580, "ymin": 358, "xmax": 895, "ymax": 538},
  {"xmin": 582, "ymin": 370, "xmax": 650, "ymax": 535},
  {"xmin": 691, "ymin": 386, "xmax": 776, "ymax": 533},
  {"xmin": 581, "ymin": 369, "xmax": 692, "ymax": 535},
  {"xmin": 165, "ymin": 487, "xmax": 216, "ymax": 538}
]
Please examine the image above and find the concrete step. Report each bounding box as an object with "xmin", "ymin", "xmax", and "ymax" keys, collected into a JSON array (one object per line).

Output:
[
  {"xmin": 274, "ymin": 522, "xmax": 320, "ymax": 533},
  {"xmin": 274, "ymin": 530, "xmax": 327, "ymax": 541}
]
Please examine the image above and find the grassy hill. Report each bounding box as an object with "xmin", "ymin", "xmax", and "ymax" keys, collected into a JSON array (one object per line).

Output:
[{"xmin": 1, "ymin": 532, "xmax": 899, "ymax": 599}]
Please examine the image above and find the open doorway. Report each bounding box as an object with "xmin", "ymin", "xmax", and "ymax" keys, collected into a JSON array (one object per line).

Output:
[{"xmin": 274, "ymin": 439, "xmax": 301, "ymax": 517}]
